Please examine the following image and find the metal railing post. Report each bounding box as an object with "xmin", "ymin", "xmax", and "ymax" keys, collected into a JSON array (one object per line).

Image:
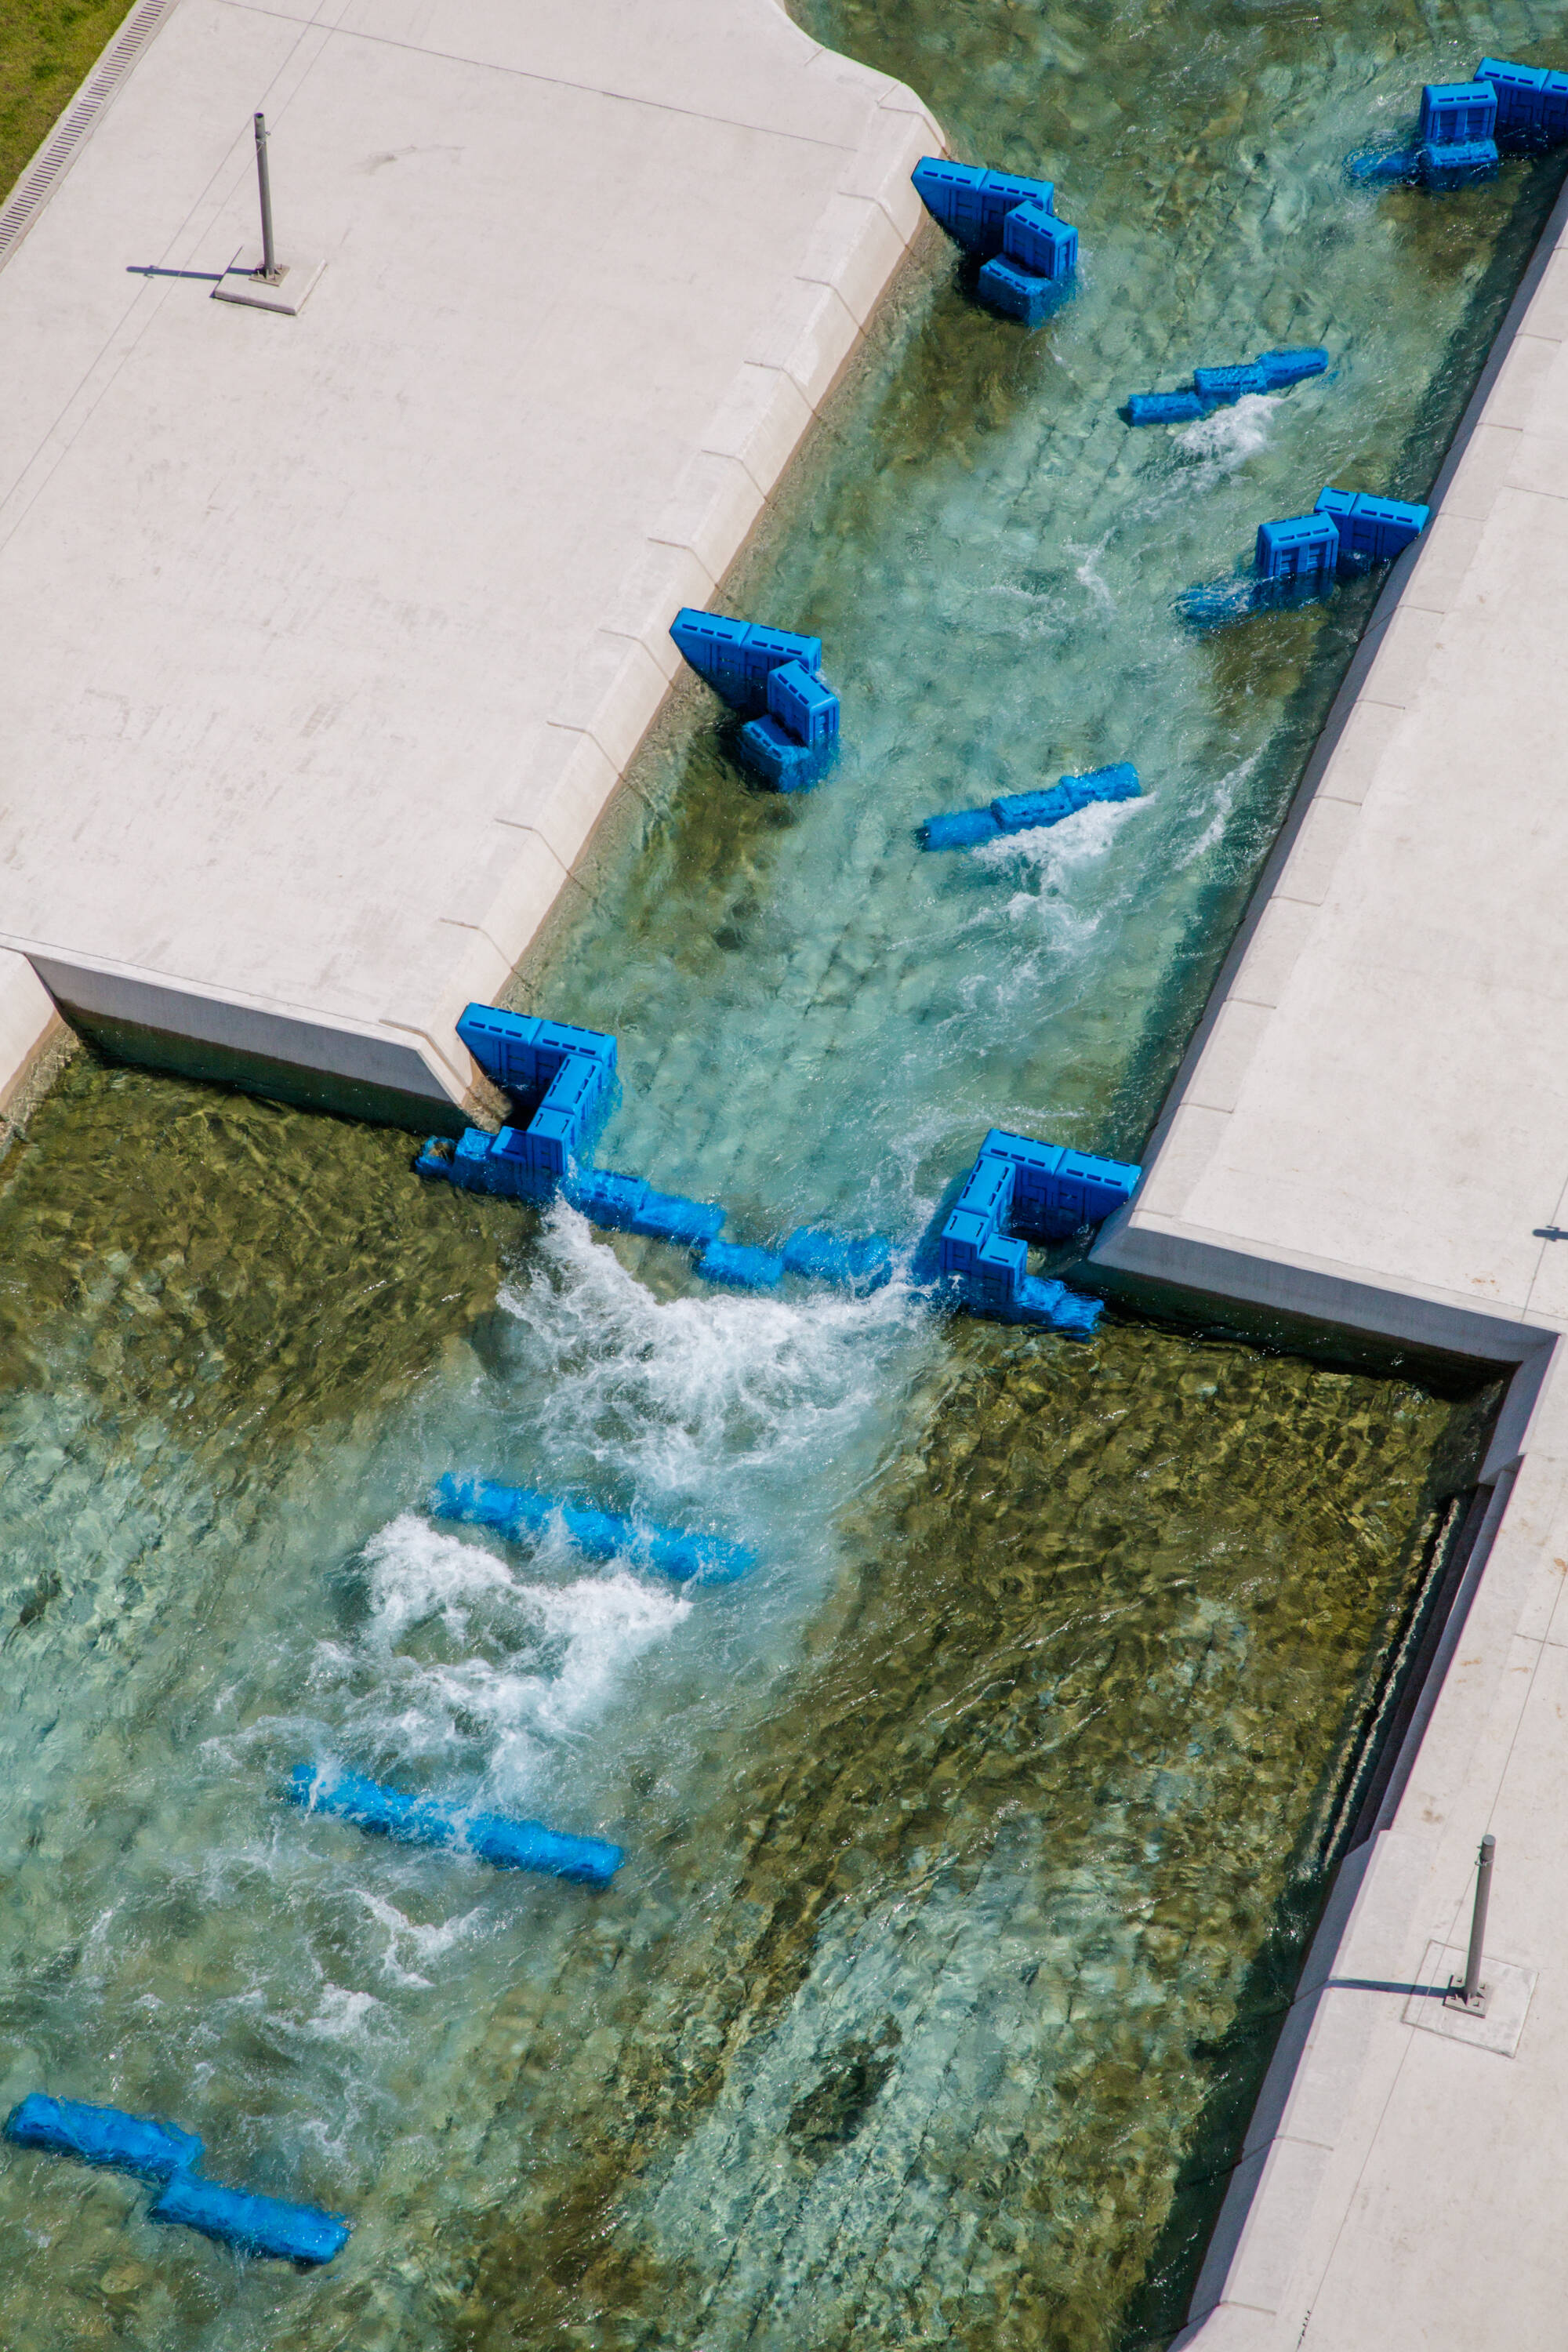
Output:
[
  {"xmin": 253, "ymin": 112, "xmax": 278, "ymax": 282},
  {"xmin": 1449, "ymin": 1832, "xmax": 1494, "ymax": 2012}
]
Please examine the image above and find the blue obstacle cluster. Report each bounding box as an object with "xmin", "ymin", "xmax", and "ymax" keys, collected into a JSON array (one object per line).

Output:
[
  {"xmin": 1348, "ymin": 59, "xmax": 1568, "ymax": 190},
  {"xmin": 426, "ymin": 1004, "xmax": 892, "ymax": 1301},
  {"xmin": 928, "ymin": 1131, "xmax": 1141, "ymax": 1338},
  {"xmin": 3, "ymin": 2095, "xmax": 349, "ymax": 2265},
  {"xmin": 1180, "ymin": 485, "xmax": 1428, "ymax": 623},
  {"xmin": 430, "ymin": 1472, "xmax": 754, "ymax": 1586},
  {"xmin": 920, "ymin": 763, "xmax": 1138, "ymax": 851},
  {"xmin": 913, "ymin": 158, "xmax": 1077, "ymax": 325},
  {"xmin": 669, "ymin": 609, "xmax": 840, "ymax": 789},
  {"xmin": 1125, "ymin": 347, "xmax": 1327, "ymax": 426},
  {"xmin": 287, "ymin": 1766, "xmax": 624, "ymax": 1888}
]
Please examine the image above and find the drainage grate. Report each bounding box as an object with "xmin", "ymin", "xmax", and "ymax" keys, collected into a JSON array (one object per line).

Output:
[{"xmin": 0, "ymin": 0, "xmax": 186, "ymax": 276}]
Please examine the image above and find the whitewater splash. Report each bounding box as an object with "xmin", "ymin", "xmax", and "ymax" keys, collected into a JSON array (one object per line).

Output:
[
  {"xmin": 1174, "ymin": 390, "xmax": 1279, "ymax": 466},
  {"xmin": 310, "ymin": 1512, "xmax": 693, "ymax": 1806}
]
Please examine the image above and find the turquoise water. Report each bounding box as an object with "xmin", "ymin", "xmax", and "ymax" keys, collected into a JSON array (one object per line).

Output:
[{"xmin": 0, "ymin": 1, "xmax": 1552, "ymax": 2345}]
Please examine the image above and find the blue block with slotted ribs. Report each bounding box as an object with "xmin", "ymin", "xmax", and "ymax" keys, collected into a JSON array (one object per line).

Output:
[
  {"xmin": 1314, "ymin": 487, "xmax": 1428, "ymax": 564},
  {"xmin": 932, "ymin": 1130, "xmax": 1140, "ymax": 1337},
  {"xmin": 1001, "ymin": 198, "xmax": 1077, "ymax": 282},
  {"xmin": 912, "ymin": 158, "xmax": 1055, "ymax": 255},
  {"xmin": 1127, "ymin": 346, "xmax": 1327, "ymax": 425},
  {"xmin": 1255, "ymin": 514, "xmax": 1341, "ymax": 583},
  {"xmin": 1127, "ymin": 390, "xmax": 1208, "ymax": 425},
  {"xmin": 288, "ymin": 1765, "xmax": 623, "ymax": 1886},
  {"xmin": 1420, "ymin": 81, "xmax": 1498, "ymax": 143},
  {"xmin": 1193, "ymin": 362, "xmax": 1268, "ymax": 401},
  {"xmin": 738, "ymin": 714, "xmax": 826, "ymax": 791},
  {"xmin": 1475, "ymin": 58, "xmax": 1549, "ymax": 141},
  {"xmin": 670, "ymin": 608, "xmax": 822, "ymax": 717},
  {"xmin": 978, "ymin": 255, "xmax": 1067, "ymax": 326},
  {"xmin": 1421, "ymin": 136, "xmax": 1499, "ymax": 187},
  {"xmin": 920, "ymin": 763, "xmax": 1139, "ymax": 852}
]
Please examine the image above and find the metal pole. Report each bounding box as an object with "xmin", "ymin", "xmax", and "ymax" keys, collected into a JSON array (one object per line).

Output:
[
  {"xmin": 253, "ymin": 113, "xmax": 278, "ymax": 282},
  {"xmin": 1461, "ymin": 1832, "xmax": 1494, "ymax": 2009}
]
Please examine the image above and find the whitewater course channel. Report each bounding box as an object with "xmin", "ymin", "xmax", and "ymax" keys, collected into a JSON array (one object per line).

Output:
[{"xmin": 2, "ymin": 0, "xmax": 1564, "ymax": 2346}]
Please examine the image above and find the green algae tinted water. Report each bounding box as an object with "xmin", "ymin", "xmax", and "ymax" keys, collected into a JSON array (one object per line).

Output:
[{"xmin": 0, "ymin": 0, "xmax": 1551, "ymax": 2343}]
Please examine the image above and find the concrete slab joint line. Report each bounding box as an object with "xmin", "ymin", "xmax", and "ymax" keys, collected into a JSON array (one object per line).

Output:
[
  {"xmin": 0, "ymin": 0, "xmax": 942, "ymax": 1127},
  {"xmin": 1102, "ymin": 153, "xmax": 1568, "ymax": 2352}
]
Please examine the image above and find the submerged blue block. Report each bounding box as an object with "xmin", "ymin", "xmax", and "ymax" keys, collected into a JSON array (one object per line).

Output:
[
  {"xmin": 5, "ymin": 2096, "xmax": 202, "ymax": 2184},
  {"xmin": 430, "ymin": 1473, "xmax": 753, "ymax": 1583},
  {"xmin": 1475, "ymin": 58, "xmax": 1548, "ymax": 140},
  {"xmin": 781, "ymin": 1228, "xmax": 893, "ymax": 1292},
  {"xmin": 1001, "ymin": 198, "xmax": 1077, "ymax": 282},
  {"xmin": 1013, "ymin": 1274, "xmax": 1104, "ymax": 1338},
  {"xmin": 1345, "ymin": 144, "xmax": 1421, "ymax": 184},
  {"xmin": 1178, "ymin": 578, "xmax": 1270, "ymax": 628},
  {"xmin": 1193, "ymin": 362, "xmax": 1268, "ymax": 401},
  {"xmin": 288, "ymin": 1766, "xmax": 624, "ymax": 1886},
  {"xmin": 977, "ymin": 254, "xmax": 1063, "ymax": 327},
  {"xmin": 739, "ymin": 713, "xmax": 830, "ymax": 791},
  {"xmin": 1255, "ymin": 514, "xmax": 1341, "ymax": 583},
  {"xmin": 1421, "ymin": 136, "xmax": 1498, "ymax": 186},
  {"xmin": 696, "ymin": 1240, "xmax": 786, "ymax": 1291},
  {"xmin": 563, "ymin": 1167, "xmax": 649, "ymax": 1230},
  {"xmin": 1257, "ymin": 347, "xmax": 1330, "ymax": 388},
  {"xmin": 627, "ymin": 1187, "xmax": 727, "ymax": 1246},
  {"xmin": 1126, "ymin": 390, "xmax": 1208, "ymax": 425},
  {"xmin": 149, "ymin": 2172, "xmax": 350, "ymax": 2265},
  {"xmin": 1420, "ymin": 80, "xmax": 1497, "ymax": 144},
  {"xmin": 920, "ymin": 807, "xmax": 1003, "ymax": 850},
  {"xmin": 767, "ymin": 659, "xmax": 840, "ymax": 753}
]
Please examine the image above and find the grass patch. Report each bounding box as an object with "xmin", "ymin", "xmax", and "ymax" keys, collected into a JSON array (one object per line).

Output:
[{"xmin": 0, "ymin": 0, "xmax": 135, "ymax": 203}]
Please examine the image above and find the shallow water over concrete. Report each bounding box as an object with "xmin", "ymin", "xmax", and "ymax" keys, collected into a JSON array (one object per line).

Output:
[{"xmin": 0, "ymin": 0, "xmax": 1558, "ymax": 2343}]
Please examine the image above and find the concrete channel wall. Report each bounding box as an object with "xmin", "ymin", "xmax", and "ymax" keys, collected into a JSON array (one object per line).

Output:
[
  {"xmin": 0, "ymin": 0, "xmax": 942, "ymax": 1125},
  {"xmin": 1091, "ymin": 164, "xmax": 1568, "ymax": 2352}
]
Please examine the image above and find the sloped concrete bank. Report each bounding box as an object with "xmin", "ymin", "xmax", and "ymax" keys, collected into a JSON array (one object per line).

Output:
[
  {"xmin": 0, "ymin": 0, "xmax": 942, "ymax": 1123},
  {"xmin": 1092, "ymin": 162, "xmax": 1568, "ymax": 2352}
]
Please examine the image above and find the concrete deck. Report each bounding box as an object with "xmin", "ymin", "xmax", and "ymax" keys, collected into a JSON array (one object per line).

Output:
[
  {"xmin": 1091, "ymin": 166, "xmax": 1568, "ymax": 2350},
  {"xmin": 0, "ymin": 0, "xmax": 939, "ymax": 1123}
]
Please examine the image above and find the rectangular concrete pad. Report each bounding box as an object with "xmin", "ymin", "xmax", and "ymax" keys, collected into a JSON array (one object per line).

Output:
[{"xmin": 0, "ymin": 0, "xmax": 940, "ymax": 1121}]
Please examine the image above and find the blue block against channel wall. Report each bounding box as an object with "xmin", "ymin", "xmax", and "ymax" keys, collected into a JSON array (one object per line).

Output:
[
  {"xmin": 1475, "ymin": 59, "xmax": 1552, "ymax": 143},
  {"xmin": 149, "ymin": 2175, "xmax": 350, "ymax": 2267},
  {"xmin": 4, "ymin": 2096, "xmax": 202, "ymax": 2183},
  {"xmin": 1254, "ymin": 513, "xmax": 1341, "ymax": 583},
  {"xmin": 430, "ymin": 1472, "xmax": 754, "ymax": 1584},
  {"xmin": 670, "ymin": 609, "xmax": 822, "ymax": 717},
  {"xmin": 1315, "ymin": 486, "xmax": 1428, "ymax": 562},
  {"xmin": 978, "ymin": 252, "xmax": 1071, "ymax": 326},
  {"xmin": 1421, "ymin": 136, "xmax": 1499, "ymax": 186},
  {"xmin": 912, "ymin": 158, "xmax": 1055, "ymax": 256},
  {"xmin": 1000, "ymin": 198, "xmax": 1077, "ymax": 282},
  {"xmin": 288, "ymin": 1766, "xmax": 625, "ymax": 1886}
]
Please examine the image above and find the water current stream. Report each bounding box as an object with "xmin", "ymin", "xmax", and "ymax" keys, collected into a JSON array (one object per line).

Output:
[{"xmin": 0, "ymin": 0, "xmax": 1559, "ymax": 2344}]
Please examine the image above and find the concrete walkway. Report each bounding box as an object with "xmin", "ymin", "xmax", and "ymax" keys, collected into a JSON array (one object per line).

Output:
[
  {"xmin": 0, "ymin": 0, "xmax": 939, "ymax": 1123},
  {"xmin": 1094, "ymin": 166, "xmax": 1568, "ymax": 2352}
]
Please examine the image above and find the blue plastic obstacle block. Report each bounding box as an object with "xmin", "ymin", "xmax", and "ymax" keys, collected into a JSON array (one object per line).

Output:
[
  {"xmin": 1001, "ymin": 198, "xmax": 1077, "ymax": 282},
  {"xmin": 738, "ymin": 714, "xmax": 829, "ymax": 791},
  {"xmin": 1254, "ymin": 513, "xmax": 1341, "ymax": 583},
  {"xmin": 5, "ymin": 2096, "xmax": 202, "ymax": 2184},
  {"xmin": 288, "ymin": 1766, "xmax": 624, "ymax": 1887},
  {"xmin": 1192, "ymin": 361, "xmax": 1268, "ymax": 402},
  {"xmin": 430, "ymin": 1472, "xmax": 753, "ymax": 1583},
  {"xmin": 1013, "ymin": 1275, "xmax": 1104, "ymax": 1338},
  {"xmin": 1258, "ymin": 347, "xmax": 1330, "ymax": 388},
  {"xmin": 627, "ymin": 1185, "xmax": 727, "ymax": 1246},
  {"xmin": 1178, "ymin": 578, "xmax": 1268, "ymax": 628},
  {"xmin": 980, "ymin": 1128, "xmax": 1141, "ymax": 1237},
  {"xmin": 1420, "ymin": 80, "xmax": 1498, "ymax": 145},
  {"xmin": 148, "ymin": 2172, "xmax": 350, "ymax": 2266},
  {"xmin": 456, "ymin": 1005, "xmax": 615, "ymax": 1109},
  {"xmin": 670, "ymin": 609, "xmax": 822, "ymax": 717},
  {"xmin": 977, "ymin": 254, "xmax": 1065, "ymax": 327},
  {"xmin": 781, "ymin": 1228, "xmax": 893, "ymax": 1293},
  {"xmin": 1345, "ymin": 144, "xmax": 1421, "ymax": 184},
  {"xmin": 1475, "ymin": 58, "xmax": 1548, "ymax": 140},
  {"xmin": 1421, "ymin": 136, "xmax": 1499, "ymax": 187},
  {"xmin": 695, "ymin": 1240, "xmax": 786, "ymax": 1291},
  {"xmin": 911, "ymin": 158, "xmax": 1054, "ymax": 256},
  {"xmin": 919, "ymin": 806, "xmax": 1003, "ymax": 849},
  {"xmin": 1126, "ymin": 390, "xmax": 1208, "ymax": 425},
  {"xmin": 563, "ymin": 1167, "xmax": 648, "ymax": 1230},
  {"xmin": 767, "ymin": 659, "xmax": 840, "ymax": 753},
  {"xmin": 1315, "ymin": 486, "xmax": 1428, "ymax": 563}
]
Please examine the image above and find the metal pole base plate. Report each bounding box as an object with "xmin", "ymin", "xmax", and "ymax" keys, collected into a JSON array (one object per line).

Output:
[{"xmin": 212, "ymin": 247, "xmax": 325, "ymax": 317}]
